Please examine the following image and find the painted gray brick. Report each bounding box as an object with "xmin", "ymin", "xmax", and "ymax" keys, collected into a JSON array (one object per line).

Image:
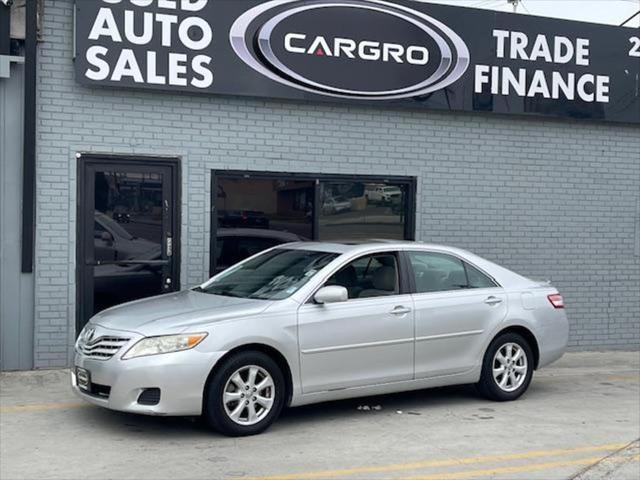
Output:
[{"xmin": 32, "ymin": 0, "xmax": 640, "ymax": 368}]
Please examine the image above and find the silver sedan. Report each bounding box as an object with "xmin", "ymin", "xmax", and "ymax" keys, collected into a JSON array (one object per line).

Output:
[{"xmin": 72, "ymin": 241, "xmax": 569, "ymax": 436}]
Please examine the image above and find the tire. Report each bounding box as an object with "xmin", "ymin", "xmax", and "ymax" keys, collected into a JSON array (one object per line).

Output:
[
  {"xmin": 477, "ymin": 333, "xmax": 534, "ymax": 401},
  {"xmin": 203, "ymin": 351, "xmax": 286, "ymax": 436}
]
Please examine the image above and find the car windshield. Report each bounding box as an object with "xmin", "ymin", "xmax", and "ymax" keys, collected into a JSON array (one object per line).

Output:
[{"xmin": 200, "ymin": 248, "xmax": 338, "ymax": 300}]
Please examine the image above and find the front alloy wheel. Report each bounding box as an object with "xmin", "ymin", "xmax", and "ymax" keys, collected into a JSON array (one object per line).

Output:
[
  {"xmin": 223, "ymin": 365, "xmax": 275, "ymax": 426},
  {"xmin": 478, "ymin": 332, "xmax": 534, "ymax": 401},
  {"xmin": 204, "ymin": 351, "xmax": 285, "ymax": 436}
]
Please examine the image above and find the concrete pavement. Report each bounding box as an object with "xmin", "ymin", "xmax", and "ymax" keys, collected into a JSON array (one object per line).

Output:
[{"xmin": 1, "ymin": 351, "xmax": 639, "ymax": 480}]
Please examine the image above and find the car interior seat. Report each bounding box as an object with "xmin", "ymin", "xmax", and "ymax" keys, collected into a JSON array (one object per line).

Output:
[{"xmin": 358, "ymin": 265, "xmax": 398, "ymax": 298}]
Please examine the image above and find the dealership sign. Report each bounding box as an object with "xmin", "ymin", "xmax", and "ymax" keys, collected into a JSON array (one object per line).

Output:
[{"xmin": 74, "ymin": 0, "xmax": 640, "ymax": 124}]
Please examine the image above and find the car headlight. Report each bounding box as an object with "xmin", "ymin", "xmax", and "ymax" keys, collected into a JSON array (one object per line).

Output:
[
  {"xmin": 75, "ymin": 324, "xmax": 93, "ymax": 350},
  {"xmin": 122, "ymin": 333, "xmax": 208, "ymax": 360}
]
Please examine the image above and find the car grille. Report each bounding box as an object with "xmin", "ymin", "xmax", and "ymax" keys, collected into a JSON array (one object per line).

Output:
[{"xmin": 79, "ymin": 336, "xmax": 130, "ymax": 360}]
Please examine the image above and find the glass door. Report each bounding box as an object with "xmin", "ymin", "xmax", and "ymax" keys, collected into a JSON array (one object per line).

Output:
[{"xmin": 78, "ymin": 158, "xmax": 179, "ymax": 330}]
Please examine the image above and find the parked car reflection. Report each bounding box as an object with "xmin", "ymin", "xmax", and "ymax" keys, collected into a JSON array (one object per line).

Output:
[
  {"xmin": 93, "ymin": 211, "xmax": 164, "ymax": 312},
  {"xmin": 214, "ymin": 228, "xmax": 307, "ymax": 273},
  {"xmin": 94, "ymin": 211, "xmax": 159, "ymax": 262},
  {"xmin": 218, "ymin": 210, "xmax": 270, "ymax": 229},
  {"xmin": 365, "ymin": 184, "xmax": 403, "ymax": 204},
  {"xmin": 94, "ymin": 246, "xmax": 164, "ymax": 312},
  {"xmin": 321, "ymin": 196, "xmax": 352, "ymax": 215}
]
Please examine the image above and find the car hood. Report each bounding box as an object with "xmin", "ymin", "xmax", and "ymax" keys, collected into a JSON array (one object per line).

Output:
[{"xmin": 90, "ymin": 290, "xmax": 271, "ymax": 335}]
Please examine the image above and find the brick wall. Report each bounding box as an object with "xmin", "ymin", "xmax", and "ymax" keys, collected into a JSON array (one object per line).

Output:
[{"xmin": 34, "ymin": 0, "xmax": 640, "ymax": 367}]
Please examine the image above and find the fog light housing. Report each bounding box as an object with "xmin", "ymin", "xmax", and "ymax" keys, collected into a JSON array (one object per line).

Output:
[{"xmin": 137, "ymin": 388, "xmax": 161, "ymax": 406}]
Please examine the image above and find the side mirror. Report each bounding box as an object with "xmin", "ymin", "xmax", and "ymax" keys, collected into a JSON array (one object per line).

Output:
[
  {"xmin": 314, "ymin": 286, "xmax": 348, "ymax": 304},
  {"xmin": 100, "ymin": 231, "xmax": 114, "ymax": 244}
]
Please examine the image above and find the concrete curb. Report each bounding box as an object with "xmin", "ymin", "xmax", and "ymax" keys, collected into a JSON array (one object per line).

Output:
[{"xmin": 572, "ymin": 440, "xmax": 640, "ymax": 480}]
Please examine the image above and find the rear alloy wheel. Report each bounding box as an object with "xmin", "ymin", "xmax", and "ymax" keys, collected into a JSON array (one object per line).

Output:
[
  {"xmin": 492, "ymin": 343, "xmax": 527, "ymax": 392},
  {"xmin": 204, "ymin": 351, "xmax": 285, "ymax": 436},
  {"xmin": 477, "ymin": 333, "xmax": 534, "ymax": 401}
]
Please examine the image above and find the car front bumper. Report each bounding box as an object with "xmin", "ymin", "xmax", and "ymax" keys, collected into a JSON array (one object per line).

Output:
[{"xmin": 71, "ymin": 339, "xmax": 226, "ymax": 416}]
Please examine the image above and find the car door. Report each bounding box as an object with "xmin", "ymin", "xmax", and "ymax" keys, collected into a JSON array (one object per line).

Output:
[
  {"xmin": 406, "ymin": 251, "xmax": 507, "ymax": 379},
  {"xmin": 297, "ymin": 252, "xmax": 414, "ymax": 394}
]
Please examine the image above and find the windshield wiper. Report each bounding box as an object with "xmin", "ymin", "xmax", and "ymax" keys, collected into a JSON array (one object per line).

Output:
[{"xmin": 209, "ymin": 289, "xmax": 245, "ymax": 298}]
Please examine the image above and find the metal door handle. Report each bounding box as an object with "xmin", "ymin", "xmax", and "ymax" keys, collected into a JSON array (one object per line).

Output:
[
  {"xmin": 484, "ymin": 296, "xmax": 503, "ymax": 306},
  {"xmin": 390, "ymin": 306, "xmax": 412, "ymax": 315}
]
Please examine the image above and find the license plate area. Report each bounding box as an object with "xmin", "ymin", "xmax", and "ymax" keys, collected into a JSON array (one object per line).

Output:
[{"xmin": 76, "ymin": 367, "xmax": 91, "ymax": 391}]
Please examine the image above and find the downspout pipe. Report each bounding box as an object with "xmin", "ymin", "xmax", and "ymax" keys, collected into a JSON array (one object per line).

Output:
[{"xmin": 21, "ymin": 0, "xmax": 36, "ymax": 273}]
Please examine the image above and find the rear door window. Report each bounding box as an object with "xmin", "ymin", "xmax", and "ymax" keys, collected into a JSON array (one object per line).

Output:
[
  {"xmin": 408, "ymin": 251, "xmax": 498, "ymax": 293},
  {"xmin": 408, "ymin": 252, "xmax": 467, "ymax": 293}
]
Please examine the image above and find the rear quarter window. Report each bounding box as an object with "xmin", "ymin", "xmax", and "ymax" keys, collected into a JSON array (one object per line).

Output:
[{"xmin": 465, "ymin": 263, "xmax": 498, "ymax": 288}]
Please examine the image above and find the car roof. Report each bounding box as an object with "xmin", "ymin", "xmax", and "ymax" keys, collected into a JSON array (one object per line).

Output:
[{"xmin": 280, "ymin": 240, "xmax": 467, "ymax": 254}]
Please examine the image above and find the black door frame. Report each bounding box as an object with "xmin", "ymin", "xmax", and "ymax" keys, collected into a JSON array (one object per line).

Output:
[
  {"xmin": 76, "ymin": 154, "xmax": 181, "ymax": 335},
  {"xmin": 210, "ymin": 170, "xmax": 417, "ymax": 276}
]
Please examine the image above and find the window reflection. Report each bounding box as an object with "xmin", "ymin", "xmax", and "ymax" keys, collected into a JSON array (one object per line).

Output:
[
  {"xmin": 318, "ymin": 182, "xmax": 406, "ymax": 241},
  {"xmin": 93, "ymin": 171, "xmax": 163, "ymax": 313},
  {"xmin": 212, "ymin": 175, "xmax": 412, "ymax": 275},
  {"xmin": 215, "ymin": 178, "xmax": 313, "ymax": 272}
]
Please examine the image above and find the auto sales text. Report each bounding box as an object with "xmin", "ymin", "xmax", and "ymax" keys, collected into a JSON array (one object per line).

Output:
[{"xmin": 84, "ymin": 0, "xmax": 214, "ymax": 89}]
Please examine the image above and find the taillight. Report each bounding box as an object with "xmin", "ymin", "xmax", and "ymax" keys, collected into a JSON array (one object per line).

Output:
[{"xmin": 547, "ymin": 293, "xmax": 565, "ymax": 309}]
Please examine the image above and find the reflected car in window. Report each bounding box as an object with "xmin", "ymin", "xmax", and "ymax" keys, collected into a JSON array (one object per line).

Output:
[
  {"xmin": 73, "ymin": 241, "xmax": 568, "ymax": 437},
  {"xmin": 214, "ymin": 228, "xmax": 308, "ymax": 274},
  {"xmin": 321, "ymin": 196, "xmax": 352, "ymax": 215},
  {"xmin": 218, "ymin": 210, "xmax": 270, "ymax": 229},
  {"xmin": 365, "ymin": 185, "xmax": 403, "ymax": 204},
  {"xmin": 94, "ymin": 211, "xmax": 159, "ymax": 262}
]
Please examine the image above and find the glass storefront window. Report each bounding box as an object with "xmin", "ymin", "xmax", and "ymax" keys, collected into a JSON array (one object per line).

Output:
[
  {"xmin": 211, "ymin": 172, "xmax": 414, "ymax": 275},
  {"xmin": 318, "ymin": 181, "xmax": 407, "ymax": 241},
  {"xmin": 214, "ymin": 177, "xmax": 314, "ymax": 273}
]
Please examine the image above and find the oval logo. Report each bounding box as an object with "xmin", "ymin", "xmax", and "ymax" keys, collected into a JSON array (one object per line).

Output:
[{"xmin": 230, "ymin": 0, "xmax": 470, "ymax": 100}]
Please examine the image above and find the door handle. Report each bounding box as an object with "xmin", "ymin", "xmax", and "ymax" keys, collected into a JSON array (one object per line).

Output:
[
  {"xmin": 390, "ymin": 306, "xmax": 412, "ymax": 315},
  {"xmin": 484, "ymin": 296, "xmax": 503, "ymax": 306}
]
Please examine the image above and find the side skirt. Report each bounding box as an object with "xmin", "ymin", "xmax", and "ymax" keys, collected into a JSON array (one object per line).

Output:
[{"xmin": 289, "ymin": 367, "xmax": 482, "ymax": 407}]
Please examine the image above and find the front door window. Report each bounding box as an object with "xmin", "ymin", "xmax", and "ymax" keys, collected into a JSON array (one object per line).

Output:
[{"xmin": 325, "ymin": 253, "xmax": 399, "ymax": 299}]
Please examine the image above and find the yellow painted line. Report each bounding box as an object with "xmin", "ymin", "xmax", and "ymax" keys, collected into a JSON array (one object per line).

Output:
[
  {"xmin": 395, "ymin": 454, "xmax": 640, "ymax": 480},
  {"xmin": 0, "ymin": 402, "xmax": 90, "ymax": 413},
  {"xmin": 242, "ymin": 443, "xmax": 627, "ymax": 480}
]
